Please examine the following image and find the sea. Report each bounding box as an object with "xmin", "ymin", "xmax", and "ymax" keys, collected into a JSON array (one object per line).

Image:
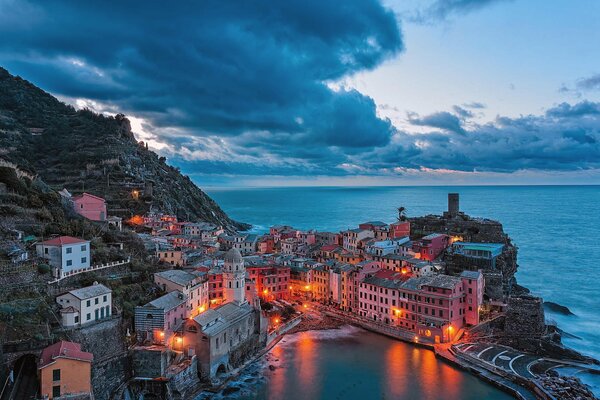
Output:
[{"xmin": 206, "ymin": 185, "xmax": 600, "ymax": 399}]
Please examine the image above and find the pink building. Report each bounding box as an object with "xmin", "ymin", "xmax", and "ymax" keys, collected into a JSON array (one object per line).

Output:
[
  {"xmin": 460, "ymin": 270, "xmax": 484, "ymax": 325},
  {"xmin": 390, "ymin": 221, "xmax": 411, "ymax": 238},
  {"xmin": 412, "ymin": 233, "xmax": 450, "ymax": 261},
  {"xmin": 72, "ymin": 193, "xmax": 107, "ymax": 221},
  {"xmin": 358, "ymin": 271, "xmax": 484, "ymax": 343},
  {"xmin": 134, "ymin": 291, "xmax": 188, "ymax": 344}
]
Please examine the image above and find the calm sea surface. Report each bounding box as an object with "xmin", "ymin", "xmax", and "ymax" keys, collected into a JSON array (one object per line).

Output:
[{"xmin": 207, "ymin": 185, "xmax": 600, "ymax": 398}]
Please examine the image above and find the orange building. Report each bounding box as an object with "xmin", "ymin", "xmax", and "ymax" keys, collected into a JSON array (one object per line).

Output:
[{"xmin": 38, "ymin": 341, "xmax": 93, "ymax": 399}]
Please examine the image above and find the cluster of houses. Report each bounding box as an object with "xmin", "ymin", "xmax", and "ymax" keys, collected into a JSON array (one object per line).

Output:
[{"xmin": 14, "ymin": 192, "xmax": 508, "ymax": 399}]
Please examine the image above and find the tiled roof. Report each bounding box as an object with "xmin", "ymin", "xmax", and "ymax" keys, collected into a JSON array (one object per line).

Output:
[
  {"xmin": 67, "ymin": 283, "xmax": 111, "ymax": 300},
  {"xmin": 460, "ymin": 270, "xmax": 483, "ymax": 279},
  {"xmin": 155, "ymin": 269, "xmax": 198, "ymax": 286},
  {"xmin": 193, "ymin": 302, "xmax": 254, "ymax": 336},
  {"xmin": 39, "ymin": 341, "xmax": 93, "ymax": 369},
  {"xmin": 38, "ymin": 236, "xmax": 88, "ymax": 246},
  {"xmin": 145, "ymin": 291, "xmax": 187, "ymax": 310},
  {"xmin": 72, "ymin": 192, "xmax": 105, "ymax": 202}
]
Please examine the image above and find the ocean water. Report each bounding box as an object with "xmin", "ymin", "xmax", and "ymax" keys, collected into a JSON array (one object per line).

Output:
[{"xmin": 207, "ymin": 185, "xmax": 600, "ymax": 395}]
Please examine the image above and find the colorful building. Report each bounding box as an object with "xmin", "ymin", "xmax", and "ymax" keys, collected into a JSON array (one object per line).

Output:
[
  {"xmin": 246, "ymin": 265, "xmax": 291, "ymax": 301},
  {"xmin": 38, "ymin": 341, "xmax": 93, "ymax": 400},
  {"xmin": 134, "ymin": 291, "xmax": 188, "ymax": 344},
  {"xmin": 72, "ymin": 193, "xmax": 107, "ymax": 222},
  {"xmin": 154, "ymin": 269, "xmax": 209, "ymax": 316},
  {"xmin": 412, "ymin": 233, "xmax": 450, "ymax": 261}
]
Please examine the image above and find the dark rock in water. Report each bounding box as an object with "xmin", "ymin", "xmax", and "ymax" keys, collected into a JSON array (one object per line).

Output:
[
  {"xmin": 268, "ymin": 365, "xmax": 276, "ymax": 371},
  {"xmin": 244, "ymin": 378, "xmax": 254, "ymax": 383},
  {"xmin": 222, "ymin": 386, "xmax": 241, "ymax": 395},
  {"xmin": 544, "ymin": 301, "xmax": 575, "ymax": 316},
  {"xmin": 556, "ymin": 327, "xmax": 582, "ymax": 340}
]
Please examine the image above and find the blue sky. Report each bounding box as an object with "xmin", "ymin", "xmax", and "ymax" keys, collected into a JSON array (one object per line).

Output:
[{"xmin": 1, "ymin": 0, "xmax": 599, "ymax": 186}]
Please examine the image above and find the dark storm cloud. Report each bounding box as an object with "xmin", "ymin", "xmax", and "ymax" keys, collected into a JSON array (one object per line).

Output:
[
  {"xmin": 1, "ymin": 0, "xmax": 599, "ymax": 179},
  {"xmin": 408, "ymin": 111, "xmax": 466, "ymax": 134},
  {"xmin": 0, "ymin": 0, "xmax": 402, "ymax": 148}
]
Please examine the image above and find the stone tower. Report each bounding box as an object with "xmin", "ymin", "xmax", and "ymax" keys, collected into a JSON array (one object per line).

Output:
[
  {"xmin": 448, "ymin": 193, "xmax": 460, "ymax": 217},
  {"xmin": 223, "ymin": 248, "xmax": 246, "ymax": 304}
]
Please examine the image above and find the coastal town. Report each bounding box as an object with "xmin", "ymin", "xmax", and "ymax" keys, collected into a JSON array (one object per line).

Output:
[{"xmin": 1, "ymin": 187, "xmax": 598, "ymax": 400}]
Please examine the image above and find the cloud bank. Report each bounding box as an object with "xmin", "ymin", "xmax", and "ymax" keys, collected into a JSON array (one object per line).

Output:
[{"xmin": 0, "ymin": 0, "xmax": 598, "ymax": 185}]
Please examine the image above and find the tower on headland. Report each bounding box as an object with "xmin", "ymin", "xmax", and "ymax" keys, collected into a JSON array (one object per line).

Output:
[
  {"xmin": 222, "ymin": 248, "xmax": 246, "ymax": 304},
  {"xmin": 444, "ymin": 193, "xmax": 463, "ymax": 219}
]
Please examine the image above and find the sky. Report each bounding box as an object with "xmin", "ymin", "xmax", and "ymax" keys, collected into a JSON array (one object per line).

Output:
[{"xmin": 1, "ymin": 0, "xmax": 599, "ymax": 187}]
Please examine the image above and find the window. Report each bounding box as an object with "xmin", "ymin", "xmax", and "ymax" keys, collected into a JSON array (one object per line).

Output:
[
  {"xmin": 74, "ymin": 316, "xmax": 79, "ymax": 323},
  {"xmin": 95, "ymin": 309, "xmax": 99, "ymax": 320},
  {"xmin": 66, "ymin": 260, "xmax": 72, "ymax": 266},
  {"xmin": 103, "ymin": 295, "xmax": 107, "ymax": 302},
  {"xmin": 95, "ymin": 298, "xmax": 99, "ymax": 305},
  {"xmin": 87, "ymin": 313, "xmax": 91, "ymax": 320},
  {"xmin": 86, "ymin": 300, "xmax": 91, "ymax": 307},
  {"xmin": 53, "ymin": 385, "xmax": 61, "ymax": 398},
  {"xmin": 52, "ymin": 369, "xmax": 61, "ymax": 381},
  {"xmin": 66, "ymin": 247, "xmax": 72, "ymax": 254},
  {"xmin": 81, "ymin": 257, "xmax": 87, "ymax": 263},
  {"xmin": 44, "ymin": 248, "xmax": 49, "ymax": 254},
  {"xmin": 81, "ymin": 245, "xmax": 86, "ymax": 251}
]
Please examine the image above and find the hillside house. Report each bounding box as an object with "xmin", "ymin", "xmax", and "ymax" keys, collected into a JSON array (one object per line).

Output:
[
  {"xmin": 56, "ymin": 283, "xmax": 112, "ymax": 328},
  {"xmin": 36, "ymin": 236, "xmax": 91, "ymax": 279},
  {"xmin": 72, "ymin": 193, "xmax": 107, "ymax": 222},
  {"xmin": 38, "ymin": 341, "xmax": 93, "ymax": 400}
]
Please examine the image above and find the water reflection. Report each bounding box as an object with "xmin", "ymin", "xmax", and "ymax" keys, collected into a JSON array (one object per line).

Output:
[{"xmin": 256, "ymin": 326, "xmax": 512, "ymax": 400}]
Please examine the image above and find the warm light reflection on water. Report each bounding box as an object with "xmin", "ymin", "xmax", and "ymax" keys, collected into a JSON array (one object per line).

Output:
[
  {"xmin": 384, "ymin": 342, "xmax": 407, "ymax": 398},
  {"xmin": 256, "ymin": 327, "xmax": 512, "ymax": 400}
]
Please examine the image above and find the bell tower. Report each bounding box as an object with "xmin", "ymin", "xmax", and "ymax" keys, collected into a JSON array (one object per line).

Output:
[{"xmin": 223, "ymin": 248, "xmax": 246, "ymax": 304}]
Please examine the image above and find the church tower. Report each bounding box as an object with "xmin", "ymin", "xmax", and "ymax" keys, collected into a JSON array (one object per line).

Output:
[{"xmin": 223, "ymin": 248, "xmax": 246, "ymax": 304}]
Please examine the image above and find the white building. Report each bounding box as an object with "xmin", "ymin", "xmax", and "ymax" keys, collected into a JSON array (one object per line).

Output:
[
  {"xmin": 56, "ymin": 282, "xmax": 112, "ymax": 327},
  {"xmin": 36, "ymin": 236, "xmax": 91, "ymax": 278}
]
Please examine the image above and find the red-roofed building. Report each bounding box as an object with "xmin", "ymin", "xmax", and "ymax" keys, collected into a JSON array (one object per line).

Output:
[
  {"xmin": 36, "ymin": 236, "xmax": 91, "ymax": 278},
  {"xmin": 72, "ymin": 193, "xmax": 107, "ymax": 221},
  {"xmin": 38, "ymin": 341, "xmax": 93, "ymax": 399}
]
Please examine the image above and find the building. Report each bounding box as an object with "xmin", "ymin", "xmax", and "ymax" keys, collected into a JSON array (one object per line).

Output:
[
  {"xmin": 412, "ymin": 233, "xmax": 450, "ymax": 261},
  {"xmin": 448, "ymin": 242, "xmax": 505, "ymax": 271},
  {"xmin": 72, "ymin": 193, "xmax": 107, "ymax": 222},
  {"xmin": 156, "ymin": 249, "xmax": 186, "ymax": 266},
  {"xmin": 232, "ymin": 234, "xmax": 259, "ymax": 254},
  {"xmin": 390, "ymin": 221, "xmax": 411, "ymax": 238},
  {"xmin": 56, "ymin": 283, "xmax": 112, "ymax": 328},
  {"xmin": 358, "ymin": 272, "xmax": 484, "ymax": 343},
  {"xmin": 246, "ymin": 265, "xmax": 291, "ymax": 301},
  {"xmin": 365, "ymin": 237, "xmax": 410, "ymax": 257},
  {"xmin": 154, "ymin": 269, "xmax": 209, "ymax": 316},
  {"xmin": 134, "ymin": 291, "xmax": 188, "ymax": 343},
  {"xmin": 312, "ymin": 265, "xmax": 330, "ymax": 302},
  {"xmin": 358, "ymin": 221, "xmax": 390, "ymax": 240},
  {"xmin": 208, "ymin": 269, "xmax": 224, "ymax": 305},
  {"xmin": 460, "ymin": 270, "xmax": 484, "ymax": 325},
  {"xmin": 38, "ymin": 341, "xmax": 93, "ymax": 400},
  {"xmin": 182, "ymin": 302, "xmax": 257, "ymax": 379},
  {"xmin": 222, "ymin": 248, "xmax": 246, "ymax": 304},
  {"xmin": 36, "ymin": 236, "xmax": 91, "ymax": 279},
  {"xmin": 342, "ymin": 229, "xmax": 374, "ymax": 253}
]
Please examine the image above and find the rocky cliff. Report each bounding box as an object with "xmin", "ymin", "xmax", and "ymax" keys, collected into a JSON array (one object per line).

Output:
[{"xmin": 0, "ymin": 67, "xmax": 248, "ymax": 231}]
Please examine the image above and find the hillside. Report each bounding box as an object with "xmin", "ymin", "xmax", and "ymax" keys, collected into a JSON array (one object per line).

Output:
[{"xmin": 0, "ymin": 67, "xmax": 248, "ymax": 231}]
